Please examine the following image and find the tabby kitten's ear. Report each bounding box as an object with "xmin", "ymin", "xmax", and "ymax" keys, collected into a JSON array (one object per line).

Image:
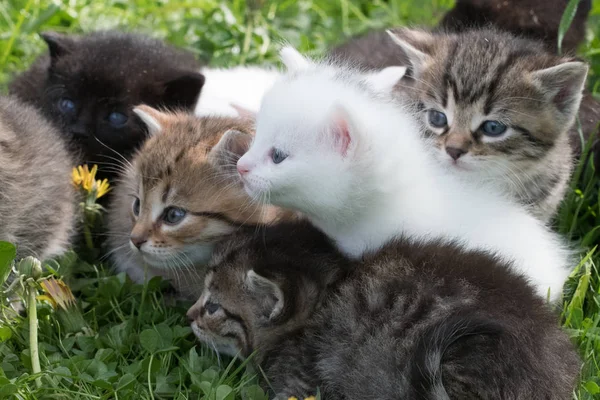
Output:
[
  {"xmin": 386, "ymin": 29, "xmax": 434, "ymax": 79},
  {"xmin": 40, "ymin": 31, "xmax": 76, "ymax": 62},
  {"xmin": 133, "ymin": 105, "xmax": 175, "ymax": 136},
  {"xmin": 530, "ymin": 61, "xmax": 588, "ymax": 117},
  {"xmin": 245, "ymin": 270, "xmax": 284, "ymax": 320},
  {"xmin": 161, "ymin": 72, "xmax": 206, "ymax": 110},
  {"xmin": 208, "ymin": 129, "xmax": 253, "ymax": 169}
]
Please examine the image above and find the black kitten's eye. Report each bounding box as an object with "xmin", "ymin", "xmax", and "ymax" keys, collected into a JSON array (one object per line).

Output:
[
  {"xmin": 480, "ymin": 120, "xmax": 507, "ymax": 137},
  {"xmin": 108, "ymin": 112, "xmax": 128, "ymax": 128},
  {"xmin": 132, "ymin": 198, "xmax": 141, "ymax": 217},
  {"xmin": 163, "ymin": 207, "xmax": 187, "ymax": 225},
  {"xmin": 205, "ymin": 302, "xmax": 220, "ymax": 315},
  {"xmin": 427, "ymin": 110, "xmax": 448, "ymax": 128},
  {"xmin": 271, "ymin": 148, "xmax": 288, "ymax": 164},
  {"xmin": 58, "ymin": 98, "xmax": 76, "ymax": 116}
]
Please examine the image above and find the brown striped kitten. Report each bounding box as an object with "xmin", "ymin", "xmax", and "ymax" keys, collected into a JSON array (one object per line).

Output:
[
  {"xmin": 188, "ymin": 221, "xmax": 579, "ymax": 399},
  {"xmin": 106, "ymin": 105, "xmax": 292, "ymax": 299},
  {"xmin": 387, "ymin": 28, "xmax": 588, "ymax": 222}
]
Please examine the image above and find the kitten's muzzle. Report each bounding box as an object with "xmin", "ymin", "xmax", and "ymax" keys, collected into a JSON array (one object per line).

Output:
[{"xmin": 130, "ymin": 235, "xmax": 147, "ymax": 249}]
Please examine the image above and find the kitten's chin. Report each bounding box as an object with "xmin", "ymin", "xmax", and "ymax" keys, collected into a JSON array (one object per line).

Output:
[
  {"xmin": 191, "ymin": 324, "xmax": 243, "ymax": 358},
  {"xmin": 139, "ymin": 243, "xmax": 215, "ymax": 270}
]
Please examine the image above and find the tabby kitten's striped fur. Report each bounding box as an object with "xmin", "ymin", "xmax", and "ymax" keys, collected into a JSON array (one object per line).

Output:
[
  {"xmin": 386, "ymin": 28, "xmax": 587, "ymax": 222},
  {"xmin": 0, "ymin": 96, "xmax": 75, "ymax": 260},
  {"xmin": 107, "ymin": 106, "xmax": 291, "ymax": 299},
  {"xmin": 188, "ymin": 222, "xmax": 579, "ymax": 399}
]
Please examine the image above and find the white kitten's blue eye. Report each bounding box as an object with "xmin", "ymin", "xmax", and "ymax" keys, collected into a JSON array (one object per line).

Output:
[
  {"xmin": 132, "ymin": 197, "xmax": 140, "ymax": 217},
  {"xmin": 271, "ymin": 148, "xmax": 288, "ymax": 164},
  {"xmin": 163, "ymin": 207, "xmax": 186, "ymax": 225},
  {"xmin": 58, "ymin": 98, "xmax": 76, "ymax": 116},
  {"xmin": 427, "ymin": 110, "xmax": 447, "ymax": 128},
  {"xmin": 480, "ymin": 121, "xmax": 507, "ymax": 136},
  {"xmin": 108, "ymin": 112, "xmax": 128, "ymax": 128}
]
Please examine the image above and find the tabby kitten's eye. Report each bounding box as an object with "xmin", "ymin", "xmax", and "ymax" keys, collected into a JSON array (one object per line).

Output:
[
  {"xmin": 480, "ymin": 121, "xmax": 507, "ymax": 137},
  {"xmin": 271, "ymin": 148, "xmax": 288, "ymax": 164},
  {"xmin": 108, "ymin": 112, "xmax": 128, "ymax": 128},
  {"xmin": 132, "ymin": 197, "xmax": 141, "ymax": 217},
  {"xmin": 205, "ymin": 302, "xmax": 220, "ymax": 315},
  {"xmin": 427, "ymin": 110, "xmax": 448, "ymax": 128},
  {"xmin": 163, "ymin": 207, "xmax": 187, "ymax": 225},
  {"xmin": 58, "ymin": 98, "xmax": 76, "ymax": 116}
]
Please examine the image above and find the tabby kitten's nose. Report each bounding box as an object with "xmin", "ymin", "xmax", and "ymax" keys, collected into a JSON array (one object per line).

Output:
[
  {"xmin": 446, "ymin": 146, "xmax": 466, "ymax": 161},
  {"xmin": 186, "ymin": 308, "xmax": 199, "ymax": 323},
  {"xmin": 130, "ymin": 235, "xmax": 147, "ymax": 249}
]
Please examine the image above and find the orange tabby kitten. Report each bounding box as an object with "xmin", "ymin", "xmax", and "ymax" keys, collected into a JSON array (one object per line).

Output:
[{"xmin": 106, "ymin": 105, "xmax": 293, "ymax": 299}]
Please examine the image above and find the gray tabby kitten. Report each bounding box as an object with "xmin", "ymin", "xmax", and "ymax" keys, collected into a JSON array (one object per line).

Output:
[
  {"xmin": 188, "ymin": 221, "xmax": 579, "ymax": 400},
  {"xmin": 0, "ymin": 96, "xmax": 75, "ymax": 260},
  {"xmin": 332, "ymin": 28, "xmax": 588, "ymax": 222}
]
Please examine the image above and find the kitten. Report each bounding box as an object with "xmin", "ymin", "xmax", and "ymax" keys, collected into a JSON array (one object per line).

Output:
[
  {"xmin": 0, "ymin": 96, "xmax": 75, "ymax": 260},
  {"xmin": 107, "ymin": 105, "xmax": 292, "ymax": 299},
  {"xmin": 9, "ymin": 31, "xmax": 204, "ymax": 179},
  {"xmin": 439, "ymin": 0, "xmax": 591, "ymax": 54},
  {"xmin": 237, "ymin": 48, "xmax": 571, "ymax": 299},
  {"xmin": 188, "ymin": 221, "xmax": 579, "ymax": 399},
  {"xmin": 385, "ymin": 28, "xmax": 588, "ymax": 222},
  {"xmin": 195, "ymin": 66, "xmax": 282, "ymax": 118}
]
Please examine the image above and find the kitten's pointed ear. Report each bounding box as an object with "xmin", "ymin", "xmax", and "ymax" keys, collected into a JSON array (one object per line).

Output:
[
  {"xmin": 365, "ymin": 66, "xmax": 407, "ymax": 93},
  {"xmin": 386, "ymin": 29, "xmax": 433, "ymax": 79},
  {"xmin": 40, "ymin": 31, "xmax": 75, "ymax": 62},
  {"xmin": 133, "ymin": 105, "xmax": 172, "ymax": 136},
  {"xmin": 161, "ymin": 72, "xmax": 206, "ymax": 110},
  {"xmin": 208, "ymin": 129, "xmax": 253, "ymax": 169},
  {"xmin": 280, "ymin": 46, "xmax": 312, "ymax": 72},
  {"xmin": 323, "ymin": 103, "xmax": 358, "ymax": 158},
  {"xmin": 530, "ymin": 61, "xmax": 588, "ymax": 116},
  {"xmin": 246, "ymin": 270, "xmax": 284, "ymax": 320}
]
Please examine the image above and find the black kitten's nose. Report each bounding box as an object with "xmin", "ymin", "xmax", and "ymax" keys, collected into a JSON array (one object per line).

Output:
[
  {"xmin": 446, "ymin": 146, "xmax": 467, "ymax": 161},
  {"xmin": 130, "ymin": 235, "xmax": 147, "ymax": 249}
]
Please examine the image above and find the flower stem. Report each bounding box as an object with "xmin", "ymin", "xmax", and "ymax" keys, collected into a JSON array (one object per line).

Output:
[
  {"xmin": 27, "ymin": 281, "xmax": 42, "ymax": 388},
  {"xmin": 83, "ymin": 224, "xmax": 94, "ymax": 250}
]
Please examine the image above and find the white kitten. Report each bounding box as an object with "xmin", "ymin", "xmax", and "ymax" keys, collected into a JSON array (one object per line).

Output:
[
  {"xmin": 237, "ymin": 47, "xmax": 572, "ymax": 300},
  {"xmin": 195, "ymin": 66, "xmax": 282, "ymax": 118}
]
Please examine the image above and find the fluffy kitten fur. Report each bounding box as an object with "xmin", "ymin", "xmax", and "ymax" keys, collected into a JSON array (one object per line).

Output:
[
  {"xmin": 386, "ymin": 28, "xmax": 587, "ymax": 221},
  {"xmin": 9, "ymin": 31, "xmax": 204, "ymax": 178},
  {"xmin": 188, "ymin": 221, "xmax": 579, "ymax": 399},
  {"xmin": 0, "ymin": 96, "xmax": 75, "ymax": 260},
  {"xmin": 195, "ymin": 66, "xmax": 281, "ymax": 118},
  {"xmin": 107, "ymin": 105, "xmax": 291, "ymax": 299},
  {"xmin": 237, "ymin": 48, "xmax": 571, "ymax": 299}
]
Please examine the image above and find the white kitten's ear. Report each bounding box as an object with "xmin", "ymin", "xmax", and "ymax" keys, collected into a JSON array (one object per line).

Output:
[
  {"xmin": 279, "ymin": 46, "xmax": 312, "ymax": 72},
  {"xmin": 530, "ymin": 61, "xmax": 588, "ymax": 117},
  {"xmin": 246, "ymin": 270, "xmax": 284, "ymax": 320},
  {"xmin": 208, "ymin": 129, "xmax": 253, "ymax": 169},
  {"xmin": 386, "ymin": 29, "xmax": 433, "ymax": 79},
  {"xmin": 365, "ymin": 66, "xmax": 407, "ymax": 93},
  {"xmin": 133, "ymin": 105, "xmax": 164, "ymax": 136},
  {"xmin": 326, "ymin": 103, "xmax": 357, "ymax": 158}
]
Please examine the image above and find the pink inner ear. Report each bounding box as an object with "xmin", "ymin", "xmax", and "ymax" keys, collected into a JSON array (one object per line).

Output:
[{"xmin": 332, "ymin": 116, "xmax": 351, "ymax": 156}]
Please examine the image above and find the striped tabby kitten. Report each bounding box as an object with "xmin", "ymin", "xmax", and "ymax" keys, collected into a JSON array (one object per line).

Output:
[
  {"xmin": 188, "ymin": 221, "xmax": 579, "ymax": 399},
  {"xmin": 0, "ymin": 96, "xmax": 75, "ymax": 260},
  {"xmin": 107, "ymin": 105, "xmax": 291, "ymax": 299},
  {"xmin": 386, "ymin": 28, "xmax": 588, "ymax": 222}
]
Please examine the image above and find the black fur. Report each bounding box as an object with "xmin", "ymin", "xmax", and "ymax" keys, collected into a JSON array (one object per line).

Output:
[{"xmin": 9, "ymin": 30, "xmax": 204, "ymax": 179}]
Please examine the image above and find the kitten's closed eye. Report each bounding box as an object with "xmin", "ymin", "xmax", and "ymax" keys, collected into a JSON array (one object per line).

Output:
[
  {"xmin": 271, "ymin": 148, "xmax": 288, "ymax": 164},
  {"xmin": 58, "ymin": 98, "xmax": 76, "ymax": 116},
  {"xmin": 108, "ymin": 112, "xmax": 128, "ymax": 128},
  {"xmin": 479, "ymin": 121, "xmax": 507, "ymax": 137},
  {"xmin": 427, "ymin": 110, "xmax": 447, "ymax": 128}
]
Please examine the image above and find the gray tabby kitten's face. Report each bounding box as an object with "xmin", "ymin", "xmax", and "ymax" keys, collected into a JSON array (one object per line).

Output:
[{"xmin": 388, "ymin": 28, "xmax": 587, "ymax": 178}]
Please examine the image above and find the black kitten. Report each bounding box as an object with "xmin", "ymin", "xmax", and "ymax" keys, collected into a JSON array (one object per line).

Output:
[{"xmin": 9, "ymin": 31, "xmax": 204, "ymax": 178}]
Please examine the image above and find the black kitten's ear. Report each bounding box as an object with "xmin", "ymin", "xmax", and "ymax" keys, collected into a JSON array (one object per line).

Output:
[
  {"xmin": 161, "ymin": 72, "xmax": 206, "ymax": 110},
  {"xmin": 245, "ymin": 270, "xmax": 284, "ymax": 321},
  {"xmin": 208, "ymin": 129, "xmax": 253, "ymax": 169},
  {"xmin": 40, "ymin": 31, "xmax": 75, "ymax": 61}
]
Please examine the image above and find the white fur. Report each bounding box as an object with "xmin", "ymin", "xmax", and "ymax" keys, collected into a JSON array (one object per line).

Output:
[
  {"xmin": 194, "ymin": 66, "xmax": 282, "ymax": 117},
  {"xmin": 237, "ymin": 58, "xmax": 572, "ymax": 300}
]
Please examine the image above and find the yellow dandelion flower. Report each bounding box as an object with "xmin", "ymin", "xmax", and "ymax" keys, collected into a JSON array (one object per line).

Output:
[
  {"xmin": 304, "ymin": 397, "xmax": 316, "ymax": 400},
  {"xmin": 72, "ymin": 164, "xmax": 97, "ymax": 193},
  {"xmin": 287, "ymin": 397, "xmax": 298, "ymax": 400},
  {"xmin": 39, "ymin": 278, "xmax": 76, "ymax": 311},
  {"xmin": 95, "ymin": 178, "xmax": 111, "ymax": 199}
]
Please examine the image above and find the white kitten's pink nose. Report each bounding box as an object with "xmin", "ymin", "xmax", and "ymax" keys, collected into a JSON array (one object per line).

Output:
[{"xmin": 237, "ymin": 158, "xmax": 250, "ymax": 176}]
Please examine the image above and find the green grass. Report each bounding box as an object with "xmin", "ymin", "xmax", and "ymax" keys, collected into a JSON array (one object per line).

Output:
[{"xmin": 0, "ymin": 0, "xmax": 599, "ymax": 399}]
